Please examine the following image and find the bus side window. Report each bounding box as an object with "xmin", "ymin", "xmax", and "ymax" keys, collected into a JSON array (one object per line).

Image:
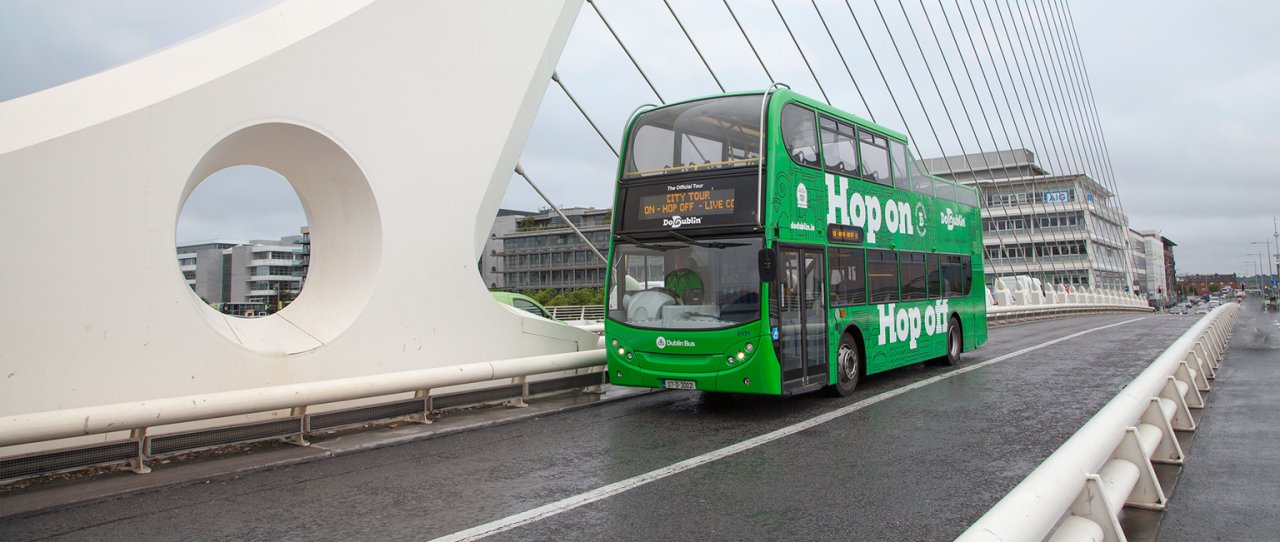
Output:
[
  {"xmin": 934, "ymin": 179, "xmax": 956, "ymax": 202},
  {"xmin": 926, "ymin": 253, "xmax": 941, "ymax": 299},
  {"xmin": 912, "ymin": 159, "xmax": 934, "ymax": 196},
  {"xmin": 829, "ymin": 247, "xmax": 866, "ymax": 306},
  {"xmin": 858, "ymin": 130, "xmax": 890, "ymax": 186},
  {"xmin": 821, "ymin": 116, "xmax": 858, "ymax": 177},
  {"xmin": 941, "ymin": 254, "xmax": 964, "ymax": 297},
  {"xmin": 782, "ymin": 104, "xmax": 821, "ymax": 169},
  {"xmin": 960, "ymin": 255, "xmax": 972, "ymax": 296},
  {"xmin": 867, "ymin": 249, "xmax": 898, "ymax": 304},
  {"xmin": 900, "ymin": 252, "xmax": 927, "ymax": 301},
  {"xmin": 890, "ymin": 140, "xmax": 909, "ymax": 190}
]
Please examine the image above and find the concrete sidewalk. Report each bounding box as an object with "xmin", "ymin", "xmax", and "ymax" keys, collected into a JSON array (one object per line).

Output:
[
  {"xmin": 0, "ymin": 386, "xmax": 653, "ymax": 520},
  {"xmin": 1158, "ymin": 303, "xmax": 1280, "ymax": 541}
]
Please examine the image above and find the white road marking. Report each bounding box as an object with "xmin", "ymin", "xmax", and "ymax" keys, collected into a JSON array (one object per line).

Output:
[{"xmin": 430, "ymin": 317, "xmax": 1148, "ymax": 542}]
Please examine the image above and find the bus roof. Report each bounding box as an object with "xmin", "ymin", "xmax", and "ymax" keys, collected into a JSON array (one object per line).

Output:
[{"xmin": 635, "ymin": 87, "xmax": 911, "ymax": 146}]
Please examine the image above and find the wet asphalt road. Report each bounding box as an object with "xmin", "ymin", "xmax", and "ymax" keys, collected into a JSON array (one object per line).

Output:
[{"xmin": 0, "ymin": 313, "xmax": 1199, "ymax": 541}]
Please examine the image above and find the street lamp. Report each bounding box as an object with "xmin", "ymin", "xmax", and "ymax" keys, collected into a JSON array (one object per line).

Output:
[
  {"xmin": 1248, "ymin": 253, "xmax": 1264, "ymax": 292},
  {"xmin": 1250, "ymin": 240, "xmax": 1273, "ymax": 292}
]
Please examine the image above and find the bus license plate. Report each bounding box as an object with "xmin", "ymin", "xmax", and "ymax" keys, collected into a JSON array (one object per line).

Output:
[{"xmin": 663, "ymin": 379, "xmax": 697, "ymax": 390}]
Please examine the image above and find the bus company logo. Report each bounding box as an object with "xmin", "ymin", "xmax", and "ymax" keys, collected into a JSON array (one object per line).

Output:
[
  {"xmin": 789, "ymin": 222, "xmax": 816, "ymax": 232},
  {"xmin": 825, "ymin": 174, "xmax": 915, "ymax": 243},
  {"xmin": 941, "ymin": 208, "xmax": 967, "ymax": 231},
  {"xmin": 878, "ymin": 299, "xmax": 950, "ymax": 349},
  {"xmin": 796, "ymin": 183, "xmax": 809, "ymax": 209},
  {"xmin": 656, "ymin": 336, "xmax": 695, "ymax": 349},
  {"xmin": 914, "ymin": 202, "xmax": 928, "ymax": 237},
  {"xmin": 662, "ymin": 215, "xmax": 703, "ymax": 229}
]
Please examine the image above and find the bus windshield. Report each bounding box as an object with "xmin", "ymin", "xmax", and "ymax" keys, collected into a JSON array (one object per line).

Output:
[
  {"xmin": 623, "ymin": 94, "xmax": 764, "ymax": 179},
  {"xmin": 608, "ymin": 236, "xmax": 762, "ymax": 330}
]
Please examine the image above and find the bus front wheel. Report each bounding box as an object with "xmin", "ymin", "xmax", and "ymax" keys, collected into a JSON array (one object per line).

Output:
[
  {"xmin": 828, "ymin": 334, "xmax": 861, "ymax": 397},
  {"xmin": 940, "ymin": 317, "xmax": 962, "ymax": 366}
]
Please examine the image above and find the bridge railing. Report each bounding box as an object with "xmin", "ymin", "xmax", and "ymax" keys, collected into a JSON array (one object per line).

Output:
[
  {"xmin": 549, "ymin": 305, "xmax": 605, "ymax": 322},
  {"xmin": 0, "ymin": 348, "xmax": 606, "ymax": 482},
  {"xmin": 957, "ymin": 303, "xmax": 1239, "ymax": 542}
]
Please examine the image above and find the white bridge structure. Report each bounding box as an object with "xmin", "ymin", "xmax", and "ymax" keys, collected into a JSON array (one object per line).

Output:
[
  {"xmin": 0, "ymin": 0, "xmax": 1150, "ymax": 480},
  {"xmin": 0, "ymin": 0, "xmax": 599, "ymax": 462}
]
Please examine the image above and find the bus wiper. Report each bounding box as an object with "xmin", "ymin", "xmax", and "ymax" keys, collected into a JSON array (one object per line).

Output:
[
  {"xmin": 618, "ymin": 234, "xmax": 675, "ymax": 251},
  {"xmin": 670, "ymin": 232, "xmax": 748, "ymax": 249}
]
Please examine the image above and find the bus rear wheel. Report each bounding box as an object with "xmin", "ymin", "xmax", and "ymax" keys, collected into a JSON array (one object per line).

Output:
[
  {"xmin": 940, "ymin": 317, "xmax": 962, "ymax": 366},
  {"xmin": 828, "ymin": 334, "xmax": 861, "ymax": 397}
]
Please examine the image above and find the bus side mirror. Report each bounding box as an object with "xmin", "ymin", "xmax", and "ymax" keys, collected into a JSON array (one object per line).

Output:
[{"xmin": 758, "ymin": 248, "xmax": 777, "ymax": 283}]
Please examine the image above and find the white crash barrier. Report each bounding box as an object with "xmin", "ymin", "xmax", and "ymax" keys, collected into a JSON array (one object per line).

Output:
[
  {"xmin": 1029, "ymin": 279, "xmax": 1046, "ymax": 305},
  {"xmin": 991, "ymin": 280, "xmax": 1014, "ymax": 307},
  {"xmin": 1012, "ymin": 280, "xmax": 1031, "ymax": 306},
  {"xmin": 957, "ymin": 303, "xmax": 1240, "ymax": 542},
  {"xmin": 0, "ymin": 348, "xmax": 605, "ymax": 448}
]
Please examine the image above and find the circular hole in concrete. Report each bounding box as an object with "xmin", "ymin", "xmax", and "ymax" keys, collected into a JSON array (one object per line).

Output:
[
  {"xmin": 180, "ymin": 122, "xmax": 380, "ymax": 355},
  {"xmin": 177, "ymin": 165, "xmax": 309, "ymax": 318}
]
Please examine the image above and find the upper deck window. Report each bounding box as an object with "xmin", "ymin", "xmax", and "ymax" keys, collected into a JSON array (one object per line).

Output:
[
  {"xmin": 782, "ymin": 104, "xmax": 821, "ymax": 169},
  {"xmin": 890, "ymin": 140, "xmax": 908, "ymax": 190},
  {"xmin": 820, "ymin": 116, "xmax": 859, "ymax": 177},
  {"xmin": 623, "ymin": 95, "xmax": 764, "ymax": 179},
  {"xmin": 910, "ymin": 159, "xmax": 933, "ymax": 196},
  {"xmin": 859, "ymin": 130, "xmax": 890, "ymax": 186}
]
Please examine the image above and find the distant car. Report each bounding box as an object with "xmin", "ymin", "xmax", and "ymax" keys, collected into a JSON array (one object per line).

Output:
[
  {"xmin": 1193, "ymin": 306, "xmax": 1210, "ymax": 314},
  {"xmin": 1168, "ymin": 305, "xmax": 1188, "ymax": 315},
  {"xmin": 490, "ymin": 292, "xmax": 553, "ymax": 319}
]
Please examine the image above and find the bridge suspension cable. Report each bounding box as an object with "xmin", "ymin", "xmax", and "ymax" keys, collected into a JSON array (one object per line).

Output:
[
  {"xmin": 586, "ymin": 0, "xmax": 664, "ymax": 104},
  {"xmin": 1004, "ymin": 0, "xmax": 1126, "ymax": 282},
  {"xmin": 901, "ymin": 0, "xmax": 1054, "ymax": 284},
  {"xmin": 770, "ymin": 0, "xmax": 832, "ymax": 105},
  {"xmin": 841, "ymin": 0, "xmax": 926, "ymax": 155},
  {"xmin": 662, "ymin": 0, "xmax": 725, "ymax": 93},
  {"xmin": 722, "ymin": 0, "xmax": 775, "ymax": 84},
  {"xmin": 808, "ymin": 0, "xmax": 876, "ymax": 123},
  {"xmin": 909, "ymin": 0, "xmax": 1044, "ymax": 284},
  {"xmin": 551, "ymin": 72, "xmax": 619, "ymax": 158},
  {"xmin": 1014, "ymin": 0, "xmax": 1126, "ymax": 282}
]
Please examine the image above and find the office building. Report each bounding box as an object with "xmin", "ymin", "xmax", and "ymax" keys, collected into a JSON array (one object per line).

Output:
[
  {"xmin": 1128, "ymin": 228, "xmax": 1177, "ymax": 304},
  {"xmin": 489, "ymin": 207, "xmax": 611, "ymax": 292},
  {"xmin": 921, "ymin": 149, "xmax": 1133, "ymax": 290},
  {"xmin": 176, "ymin": 231, "xmax": 307, "ymax": 315}
]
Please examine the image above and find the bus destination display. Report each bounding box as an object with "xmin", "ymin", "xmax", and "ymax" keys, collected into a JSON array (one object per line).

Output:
[
  {"xmin": 637, "ymin": 188, "xmax": 736, "ymax": 220},
  {"xmin": 619, "ymin": 174, "xmax": 759, "ymax": 232}
]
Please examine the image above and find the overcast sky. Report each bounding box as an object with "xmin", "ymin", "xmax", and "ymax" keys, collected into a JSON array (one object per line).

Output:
[{"xmin": 2, "ymin": 0, "xmax": 1277, "ymax": 276}]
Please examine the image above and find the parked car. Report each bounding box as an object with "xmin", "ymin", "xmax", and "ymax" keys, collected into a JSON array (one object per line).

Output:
[{"xmin": 490, "ymin": 292, "xmax": 553, "ymax": 319}]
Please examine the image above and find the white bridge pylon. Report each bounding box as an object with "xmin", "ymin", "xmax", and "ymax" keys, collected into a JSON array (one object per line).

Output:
[{"xmin": 0, "ymin": 0, "xmax": 595, "ymax": 449}]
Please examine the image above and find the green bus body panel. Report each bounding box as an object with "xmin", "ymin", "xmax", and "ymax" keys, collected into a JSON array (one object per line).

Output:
[
  {"xmin": 606, "ymin": 318, "xmax": 784, "ymax": 395},
  {"xmin": 605, "ymin": 89, "xmax": 987, "ymax": 395}
]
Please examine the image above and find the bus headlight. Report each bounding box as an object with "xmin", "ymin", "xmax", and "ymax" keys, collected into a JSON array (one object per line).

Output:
[
  {"xmin": 617, "ymin": 347, "xmax": 625, "ymax": 356},
  {"xmin": 745, "ymin": 343, "xmax": 754, "ymax": 352},
  {"xmin": 612, "ymin": 338, "xmax": 619, "ymax": 347},
  {"xmin": 736, "ymin": 351, "xmax": 746, "ymax": 361}
]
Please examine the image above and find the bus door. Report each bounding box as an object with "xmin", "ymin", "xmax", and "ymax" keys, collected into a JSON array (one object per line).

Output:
[{"xmin": 776, "ymin": 245, "xmax": 829, "ymax": 393}]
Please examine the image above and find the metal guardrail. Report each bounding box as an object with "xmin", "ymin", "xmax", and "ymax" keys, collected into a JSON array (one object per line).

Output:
[
  {"xmin": 957, "ymin": 303, "xmax": 1240, "ymax": 542},
  {"xmin": 1, "ymin": 349, "xmax": 606, "ymax": 482},
  {"xmin": 987, "ymin": 302, "xmax": 1153, "ymax": 325},
  {"xmin": 549, "ymin": 304, "xmax": 604, "ymax": 322}
]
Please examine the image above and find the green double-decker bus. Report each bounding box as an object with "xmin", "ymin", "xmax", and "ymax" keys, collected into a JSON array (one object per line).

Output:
[{"xmin": 604, "ymin": 88, "xmax": 986, "ymax": 396}]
